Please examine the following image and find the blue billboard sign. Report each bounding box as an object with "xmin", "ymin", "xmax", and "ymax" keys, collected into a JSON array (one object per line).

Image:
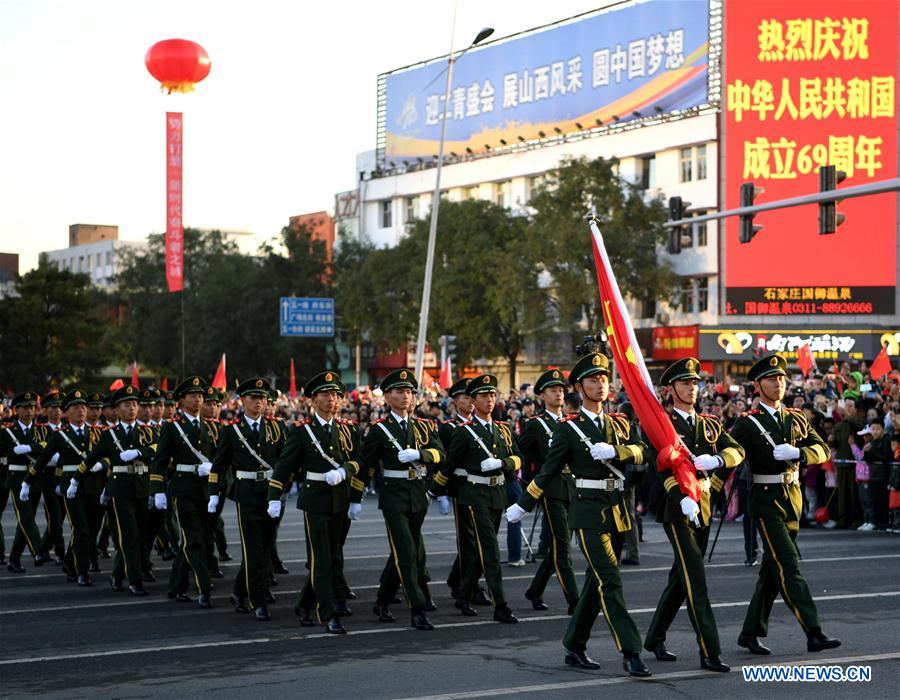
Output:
[
  {"xmin": 383, "ymin": 0, "xmax": 709, "ymax": 161},
  {"xmin": 279, "ymin": 297, "xmax": 334, "ymax": 338}
]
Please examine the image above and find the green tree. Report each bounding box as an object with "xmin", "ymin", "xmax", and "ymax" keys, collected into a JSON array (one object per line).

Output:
[
  {"xmin": 528, "ymin": 155, "xmax": 676, "ymax": 355},
  {"xmin": 0, "ymin": 264, "xmax": 117, "ymax": 389}
]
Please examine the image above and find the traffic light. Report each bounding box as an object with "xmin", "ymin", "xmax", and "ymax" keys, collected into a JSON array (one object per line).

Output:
[
  {"xmin": 667, "ymin": 196, "xmax": 691, "ymax": 254},
  {"xmin": 818, "ymin": 165, "xmax": 846, "ymax": 234},
  {"xmin": 739, "ymin": 182, "xmax": 763, "ymax": 243}
]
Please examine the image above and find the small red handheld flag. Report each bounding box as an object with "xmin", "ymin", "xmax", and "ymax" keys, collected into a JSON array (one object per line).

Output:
[{"xmin": 211, "ymin": 354, "xmax": 227, "ymax": 390}]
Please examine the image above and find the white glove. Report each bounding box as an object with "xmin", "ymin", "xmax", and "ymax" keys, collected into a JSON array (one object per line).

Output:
[
  {"xmin": 197, "ymin": 462, "xmax": 212, "ymax": 477},
  {"xmin": 590, "ymin": 442, "xmax": 616, "ymax": 460},
  {"xmin": 680, "ymin": 496, "xmax": 700, "ymax": 526},
  {"xmin": 66, "ymin": 480, "xmax": 78, "ymax": 500},
  {"xmin": 397, "ymin": 448, "xmax": 421, "ymax": 464},
  {"xmin": 480, "ymin": 457, "xmax": 503, "ymax": 472},
  {"xmin": 267, "ymin": 500, "xmax": 282, "ymax": 518},
  {"xmin": 347, "ymin": 502, "xmax": 362, "ymax": 520},
  {"xmin": 325, "ymin": 467, "xmax": 347, "ymax": 486},
  {"xmin": 48, "ymin": 452, "xmax": 60, "ymax": 467},
  {"xmin": 693, "ymin": 454, "xmax": 721, "ymax": 472},
  {"xmin": 55, "ymin": 485, "xmax": 61, "ymax": 496},
  {"xmin": 437, "ymin": 495, "xmax": 451, "ymax": 515},
  {"xmin": 154, "ymin": 493, "xmax": 167, "ymax": 510},
  {"xmin": 506, "ymin": 503, "xmax": 527, "ymax": 524},
  {"xmin": 99, "ymin": 489, "xmax": 109, "ymax": 506},
  {"xmin": 90, "ymin": 461, "xmax": 104, "ymax": 473},
  {"xmin": 773, "ymin": 443, "xmax": 800, "ymax": 461},
  {"xmin": 207, "ymin": 495, "xmax": 219, "ymax": 513},
  {"xmin": 119, "ymin": 449, "xmax": 141, "ymax": 462},
  {"xmin": 13, "ymin": 444, "xmax": 31, "ymax": 455},
  {"xmin": 426, "ymin": 490, "xmax": 435, "ymax": 505},
  {"xmin": 18, "ymin": 483, "xmax": 30, "ymax": 501}
]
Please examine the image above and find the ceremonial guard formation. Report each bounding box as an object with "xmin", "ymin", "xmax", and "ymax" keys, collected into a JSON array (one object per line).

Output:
[{"xmin": 1, "ymin": 350, "xmax": 847, "ymax": 677}]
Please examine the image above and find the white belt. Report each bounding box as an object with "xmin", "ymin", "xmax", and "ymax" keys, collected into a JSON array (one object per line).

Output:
[
  {"xmin": 236, "ymin": 469, "xmax": 273, "ymax": 481},
  {"xmin": 576, "ymin": 477, "xmax": 624, "ymax": 491},
  {"xmin": 467, "ymin": 474, "xmax": 506, "ymax": 487},
  {"xmin": 383, "ymin": 467, "xmax": 428, "ymax": 480},
  {"xmin": 8, "ymin": 465, "xmax": 28, "ymax": 472},
  {"xmin": 175, "ymin": 464, "xmax": 202, "ymax": 473},
  {"xmin": 753, "ymin": 471, "xmax": 799, "ymax": 485},
  {"xmin": 112, "ymin": 465, "xmax": 148, "ymax": 475},
  {"xmin": 453, "ymin": 468, "xmax": 468, "ymax": 477},
  {"xmin": 304, "ymin": 472, "xmax": 328, "ymax": 482},
  {"xmin": 697, "ymin": 477, "xmax": 711, "ymax": 493},
  {"xmin": 61, "ymin": 465, "xmax": 81, "ymax": 473}
]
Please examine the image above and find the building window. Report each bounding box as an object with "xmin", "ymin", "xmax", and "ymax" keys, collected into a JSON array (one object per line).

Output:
[
  {"xmin": 678, "ymin": 278, "xmax": 694, "ymax": 312},
  {"xmin": 526, "ymin": 175, "xmax": 544, "ymax": 201},
  {"xmin": 679, "ymin": 148, "xmax": 693, "ymax": 182},
  {"xmin": 495, "ymin": 180, "xmax": 511, "ymax": 208},
  {"xmin": 640, "ymin": 297, "xmax": 656, "ymax": 319},
  {"xmin": 640, "ymin": 155, "xmax": 656, "ymax": 189},
  {"xmin": 697, "ymin": 277, "xmax": 709, "ymax": 312},
  {"xmin": 96, "ymin": 253, "xmax": 102, "ymax": 267},
  {"xmin": 380, "ymin": 200, "xmax": 392, "ymax": 228},
  {"xmin": 465, "ymin": 186, "xmax": 479, "ymax": 201},
  {"xmin": 405, "ymin": 196, "xmax": 417, "ymax": 223},
  {"xmin": 695, "ymin": 215, "xmax": 708, "ymax": 247},
  {"xmin": 106, "ymin": 251, "xmax": 112, "ymax": 266},
  {"xmin": 696, "ymin": 145, "xmax": 707, "ymax": 180}
]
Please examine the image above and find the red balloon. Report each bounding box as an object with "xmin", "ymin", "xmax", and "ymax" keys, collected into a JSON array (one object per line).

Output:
[{"xmin": 145, "ymin": 39, "xmax": 211, "ymax": 94}]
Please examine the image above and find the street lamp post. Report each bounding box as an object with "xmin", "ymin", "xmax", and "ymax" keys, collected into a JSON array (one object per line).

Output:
[{"xmin": 413, "ymin": 25, "xmax": 494, "ymax": 392}]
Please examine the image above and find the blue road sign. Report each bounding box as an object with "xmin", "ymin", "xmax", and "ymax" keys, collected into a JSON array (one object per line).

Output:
[{"xmin": 279, "ymin": 297, "xmax": 335, "ymax": 338}]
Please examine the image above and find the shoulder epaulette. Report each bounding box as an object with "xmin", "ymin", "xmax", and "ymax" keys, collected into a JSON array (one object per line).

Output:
[
  {"xmin": 559, "ymin": 415, "xmax": 578, "ymax": 423},
  {"xmin": 294, "ymin": 418, "xmax": 312, "ymax": 427},
  {"xmin": 461, "ymin": 420, "xmax": 475, "ymax": 426},
  {"xmin": 224, "ymin": 419, "xmax": 240, "ymax": 426},
  {"xmin": 783, "ymin": 406, "xmax": 803, "ymax": 414},
  {"xmin": 607, "ymin": 411, "xmax": 624, "ymax": 418},
  {"xmin": 373, "ymin": 417, "xmax": 389, "ymax": 424},
  {"xmin": 337, "ymin": 418, "xmax": 358, "ymax": 426},
  {"xmin": 700, "ymin": 413, "xmax": 721, "ymax": 421},
  {"xmin": 742, "ymin": 409, "xmax": 761, "ymax": 417}
]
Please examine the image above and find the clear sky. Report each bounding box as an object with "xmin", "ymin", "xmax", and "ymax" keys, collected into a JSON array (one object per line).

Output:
[{"xmin": 0, "ymin": 0, "xmax": 599, "ymax": 271}]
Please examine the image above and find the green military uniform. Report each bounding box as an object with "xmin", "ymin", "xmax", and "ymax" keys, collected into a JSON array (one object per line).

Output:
[
  {"xmin": 201, "ymin": 388, "xmax": 228, "ymax": 570},
  {"xmin": 644, "ymin": 358, "xmax": 744, "ymax": 668},
  {"xmin": 438, "ymin": 378, "xmax": 484, "ymax": 600},
  {"xmin": 27, "ymin": 390, "xmax": 96, "ymax": 584},
  {"xmin": 269, "ymin": 370, "xmax": 361, "ymax": 630},
  {"xmin": 37, "ymin": 390, "xmax": 67, "ymax": 561},
  {"xmin": 140, "ymin": 389, "xmax": 169, "ymax": 575},
  {"xmin": 150, "ymin": 377, "xmax": 217, "ymax": 605},
  {"xmin": 84, "ymin": 393, "xmax": 108, "ymax": 572},
  {"xmin": 519, "ymin": 369, "xmax": 579, "ymax": 611},
  {"xmin": 432, "ymin": 373, "xmax": 522, "ymax": 621},
  {"xmin": 358, "ymin": 368, "xmax": 446, "ymax": 626},
  {"xmin": 517, "ymin": 354, "xmax": 648, "ymax": 661},
  {"xmin": 209, "ymin": 377, "xmax": 285, "ymax": 618},
  {"xmin": 732, "ymin": 355, "xmax": 836, "ymax": 650},
  {"xmin": 1, "ymin": 392, "xmax": 50, "ymax": 570},
  {"xmin": 79, "ymin": 385, "xmax": 157, "ymax": 593}
]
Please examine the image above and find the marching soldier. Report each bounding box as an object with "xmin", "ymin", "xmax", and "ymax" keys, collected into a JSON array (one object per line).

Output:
[
  {"xmin": 439, "ymin": 378, "xmax": 490, "ymax": 608},
  {"xmin": 162, "ymin": 392, "xmax": 178, "ymax": 421},
  {"xmin": 201, "ymin": 387, "xmax": 228, "ymax": 572},
  {"xmin": 267, "ymin": 388, "xmax": 290, "ymax": 578},
  {"xmin": 507, "ymin": 353, "xmax": 651, "ymax": 676},
  {"xmin": 518, "ymin": 369, "xmax": 580, "ymax": 614},
  {"xmin": 75, "ymin": 385, "xmax": 157, "ymax": 595},
  {"xmin": 209, "ymin": 377, "xmax": 285, "ymax": 621},
  {"xmin": 357, "ymin": 368, "xmax": 446, "ymax": 631},
  {"xmin": 268, "ymin": 370, "xmax": 362, "ymax": 634},
  {"xmin": 26, "ymin": 389, "xmax": 97, "ymax": 585},
  {"xmin": 38, "ymin": 390, "xmax": 67, "ymax": 562},
  {"xmin": 140, "ymin": 389, "xmax": 167, "ymax": 579},
  {"xmin": 431, "ymin": 373, "xmax": 520, "ymax": 623},
  {"xmin": 643, "ymin": 358, "xmax": 744, "ymax": 672},
  {"xmin": 2, "ymin": 391, "xmax": 51, "ymax": 572},
  {"xmin": 150, "ymin": 376, "xmax": 216, "ymax": 608},
  {"xmin": 84, "ymin": 392, "xmax": 107, "ymax": 573},
  {"xmin": 733, "ymin": 354, "xmax": 841, "ymax": 655}
]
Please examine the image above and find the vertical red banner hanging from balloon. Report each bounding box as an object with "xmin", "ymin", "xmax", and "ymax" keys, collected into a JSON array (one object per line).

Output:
[{"xmin": 166, "ymin": 112, "xmax": 183, "ymax": 293}]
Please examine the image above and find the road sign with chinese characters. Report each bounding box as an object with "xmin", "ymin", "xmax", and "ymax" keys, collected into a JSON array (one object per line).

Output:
[{"xmin": 279, "ymin": 297, "xmax": 334, "ymax": 338}]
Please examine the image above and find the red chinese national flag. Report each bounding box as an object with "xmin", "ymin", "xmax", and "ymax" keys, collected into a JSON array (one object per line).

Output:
[
  {"xmin": 797, "ymin": 342, "xmax": 816, "ymax": 378},
  {"xmin": 165, "ymin": 112, "xmax": 184, "ymax": 293},
  {"xmin": 109, "ymin": 378, "xmax": 125, "ymax": 391},
  {"xmin": 438, "ymin": 356, "xmax": 453, "ymax": 391},
  {"xmin": 211, "ymin": 354, "xmax": 227, "ymax": 390},
  {"xmin": 588, "ymin": 219, "xmax": 700, "ymax": 502},
  {"xmin": 130, "ymin": 363, "xmax": 140, "ymax": 389},
  {"xmin": 289, "ymin": 358, "xmax": 297, "ymax": 399},
  {"xmin": 870, "ymin": 345, "xmax": 892, "ymax": 379}
]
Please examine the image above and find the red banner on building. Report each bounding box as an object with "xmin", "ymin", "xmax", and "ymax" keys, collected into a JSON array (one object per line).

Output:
[
  {"xmin": 165, "ymin": 112, "xmax": 183, "ymax": 293},
  {"xmin": 652, "ymin": 325, "xmax": 699, "ymax": 360},
  {"xmin": 723, "ymin": 0, "xmax": 898, "ymax": 315}
]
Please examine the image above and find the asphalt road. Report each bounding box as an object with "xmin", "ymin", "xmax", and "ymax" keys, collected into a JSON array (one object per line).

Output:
[{"xmin": 1, "ymin": 497, "xmax": 899, "ymax": 699}]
